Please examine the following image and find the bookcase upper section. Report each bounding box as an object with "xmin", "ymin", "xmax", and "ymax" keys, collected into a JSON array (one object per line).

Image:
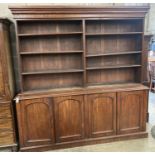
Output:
[{"xmin": 9, "ymin": 6, "xmax": 149, "ymax": 92}]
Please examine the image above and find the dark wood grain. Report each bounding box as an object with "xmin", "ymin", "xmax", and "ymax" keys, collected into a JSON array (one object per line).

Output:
[
  {"xmin": 117, "ymin": 91, "xmax": 146, "ymax": 134},
  {"xmin": 18, "ymin": 98, "xmax": 55, "ymax": 147},
  {"xmin": 54, "ymin": 95, "xmax": 85, "ymax": 142},
  {"xmin": 86, "ymin": 93, "xmax": 116, "ymax": 138}
]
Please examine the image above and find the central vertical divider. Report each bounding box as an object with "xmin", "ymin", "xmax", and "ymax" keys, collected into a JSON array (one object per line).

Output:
[{"xmin": 82, "ymin": 19, "xmax": 87, "ymax": 87}]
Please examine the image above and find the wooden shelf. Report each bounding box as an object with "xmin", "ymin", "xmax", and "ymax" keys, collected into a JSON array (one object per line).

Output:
[
  {"xmin": 22, "ymin": 69, "xmax": 84, "ymax": 75},
  {"xmin": 86, "ymin": 51, "xmax": 142, "ymax": 57},
  {"xmin": 86, "ymin": 32, "xmax": 143, "ymax": 36},
  {"xmin": 18, "ymin": 32, "xmax": 83, "ymax": 37},
  {"xmin": 20, "ymin": 51, "xmax": 83, "ymax": 55},
  {"xmin": 86, "ymin": 65, "xmax": 141, "ymax": 70}
]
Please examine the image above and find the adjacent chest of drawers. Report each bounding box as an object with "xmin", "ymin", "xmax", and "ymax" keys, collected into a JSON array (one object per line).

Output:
[{"xmin": 0, "ymin": 18, "xmax": 16, "ymax": 151}]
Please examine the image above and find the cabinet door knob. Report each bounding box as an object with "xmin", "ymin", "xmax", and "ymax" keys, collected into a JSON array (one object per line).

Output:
[{"xmin": 15, "ymin": 97, "xmax": 20, "ymax": 104}]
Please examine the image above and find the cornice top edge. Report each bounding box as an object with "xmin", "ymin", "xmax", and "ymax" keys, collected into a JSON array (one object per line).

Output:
[{"xmin": 9, "ymin": 5, "xmax": 150, "ymax": 11}]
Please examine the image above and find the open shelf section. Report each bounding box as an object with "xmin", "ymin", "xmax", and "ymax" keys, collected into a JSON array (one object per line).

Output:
[
  {"xmin": 17, "ymin": 20, "xmax": 82, "ymax": 35},
  {"xmin": 86, "ymin": 51, "xmax": 141, "ymax": 57},
  {"xmin": 87, "ymin": 67, "xmax": 141, "ymax": 85},
  {"xmin": 15, "ymin": 17, "xmax": 144, "ymax": 92},
  {"xmin": 20, "ymin": 51, "xmax": 83, "ymax": 55},
  {"xmin": 86, "ymin": 35, "xmax": 142, "ymax": 55},
  {"xmin": 22, "ymin": 72, "xmax": 83, "ymax": 91},
  {"xmin": 19, "ymin": 35, "xmax": 83, "ymax": 52},
  {"xmin": 85, "ymin": 19, "xmax": 143, "ymax": 34},
  {"xmin": 22, "ymin": 69, "xmax": 84, "ymax": 75},
  {"xmin": 86, "ymin": 65, "xmax": 141, "ymax": 70}
]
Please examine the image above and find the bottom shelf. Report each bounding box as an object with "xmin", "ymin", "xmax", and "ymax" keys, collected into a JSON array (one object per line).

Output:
[
  {"xmin": 87, "ymin": 67, "xmax": 141, "ymax": 85},
  {"xmin": 23, "ymin": 72, "xmax": 83, "ymax": 91},
  {"xmin": 21, "ymin": 67, "xmax": 141, "ymax": 92}
]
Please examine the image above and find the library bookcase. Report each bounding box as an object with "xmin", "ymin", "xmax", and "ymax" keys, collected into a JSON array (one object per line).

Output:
[{"xmin": 10, "ymin": 6, "xmax": 149, "ymax": 151}]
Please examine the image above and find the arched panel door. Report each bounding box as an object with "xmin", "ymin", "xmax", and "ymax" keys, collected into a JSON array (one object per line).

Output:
[
  {"xmin": 18, "ymin": 98, "xmax": 55, "ymax": 147},
  {"xmin": 117, "ymin": 90, "xmax": 147, "ymax": 134},
  {"xmin": 54, "ymin": 95, "xmax": 84, "ymax": 143},
  {"xmin": 87, "ymin": 93, "xmax": 116, "ymax": 138}
]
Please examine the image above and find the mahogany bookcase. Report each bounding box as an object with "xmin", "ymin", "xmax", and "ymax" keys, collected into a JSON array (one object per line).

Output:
[{"xmin": 10, "ymin": 6, "xmax": 149, "ymax": 151}]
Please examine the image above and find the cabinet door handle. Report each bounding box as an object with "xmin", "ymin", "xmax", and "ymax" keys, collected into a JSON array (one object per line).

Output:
[{"xmin": 15, "ymin": 97, "xmax": 20, "ymax": 104}]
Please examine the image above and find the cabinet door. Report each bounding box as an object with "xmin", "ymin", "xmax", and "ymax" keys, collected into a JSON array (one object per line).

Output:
[
  {"xmin": 54, "ymin": 95, "xmax": 84, "ymax": 143},
  {"xmin": 87, "ymin": 93, "xmax": 116, "ymax": 138},
  {"xmin": 117, "ymin": 90, "xmax": 147, "ymax": 134},
  {"xmin": 17, "ymin": 98, "xmax": 55, "ymax": 147}
]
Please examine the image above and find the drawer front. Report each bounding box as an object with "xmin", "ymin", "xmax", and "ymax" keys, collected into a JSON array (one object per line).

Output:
[
  {"xmin": 0, "ymin": 118, "xmax": 13, "ymax": 130},
  {"xmin": 0, "ymin": 103, "xmax": 12, "ymax": 118},
  {"xmin": 0, "ymin": 130, "xmax": 14, "ymax": 145}
]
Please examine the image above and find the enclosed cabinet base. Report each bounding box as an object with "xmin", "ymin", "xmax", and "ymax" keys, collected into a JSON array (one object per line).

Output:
[{"xmin": 16, "ymin": 85, "xmax": 148, "ymax": 151}]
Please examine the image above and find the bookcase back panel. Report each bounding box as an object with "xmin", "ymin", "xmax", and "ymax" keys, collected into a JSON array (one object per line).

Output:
[
  {"xmin": 86, "ymin": 20, "xmax": 143, "ymax": 33},
  {"xmin": 87, "ymin": 68, "xmax": 140, "ymax": 85},
  {"xmin": 23, "ymin": 73, "xmax": 83, "ymax": 91},
  {"xmin": 86, "ymin": 35, "xmax": 142, "ymax": 54},
  {"xmin": 87, "ymin": 54, "xmax": 141, "ymax": 68},
  {"xmin": 19, "ymin": 35, "xmax": 82, "ymax": 52},
  {"xmin": 18, "ymin": 20, "xmax": 82, "ymax": 34},
  {"xmin": 22, "ymin": 54, "xmax": 83, "ymax": 72}
]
